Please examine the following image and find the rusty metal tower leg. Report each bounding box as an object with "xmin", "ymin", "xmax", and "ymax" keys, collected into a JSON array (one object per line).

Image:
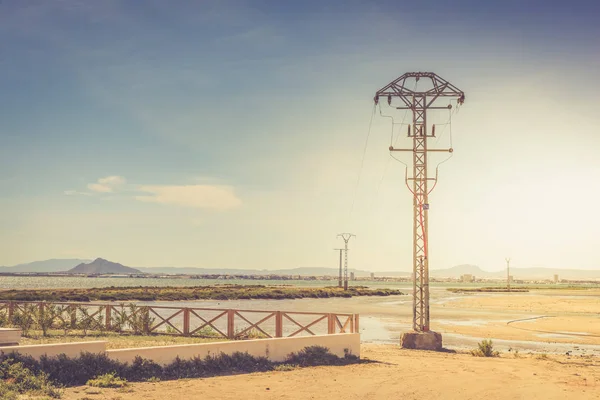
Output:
[{"xmin": 412, "ymin": 94, "xmax": 430, "ymax": 332}]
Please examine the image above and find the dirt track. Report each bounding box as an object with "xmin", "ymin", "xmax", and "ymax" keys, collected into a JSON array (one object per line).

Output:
[{"xmin": 62, "ymin": 344, "xmax": 600, "ymax": 400}]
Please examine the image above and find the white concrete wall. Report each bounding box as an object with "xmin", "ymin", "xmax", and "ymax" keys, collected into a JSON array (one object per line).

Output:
[
  {"xmin": 108, "ymin": 333, "xmax": 360, "ymax": 365},
  {"xmin": 0, "ymin": 328, "xmax": 22, "ymax": 345},
  {"xmin": 0, "ymin": 341, "xmax": 107, "ymax": 359}
]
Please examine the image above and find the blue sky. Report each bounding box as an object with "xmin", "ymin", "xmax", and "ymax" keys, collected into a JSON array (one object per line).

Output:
[{"xmin": 1, "ymin": 0, "xmax": 599, "ymax": 271}]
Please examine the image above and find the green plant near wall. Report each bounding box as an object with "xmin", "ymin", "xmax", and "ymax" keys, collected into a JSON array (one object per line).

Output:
[
  {"xmin": 76, "ymin": 306, "xmax": 105, "ymax": 336},
  {"xmin": 36, "ymin": 303, "xmax": 61, "ymax": 337},
  {"xmin": 112, "ymin": 303, "xmax": 129, "ymax": 333},
  {"xmin": 10, "ymin": 304, "xmax": 36, "ymax": 336},
  {"xmin": 128, "ymin": 304, "xmax": 155, "ymax": 335}
]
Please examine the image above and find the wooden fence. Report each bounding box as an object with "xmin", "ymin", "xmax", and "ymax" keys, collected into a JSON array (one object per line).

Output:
[{"xmin": 0, "ymin": 301, "xmax": 359, "ymax": 339}]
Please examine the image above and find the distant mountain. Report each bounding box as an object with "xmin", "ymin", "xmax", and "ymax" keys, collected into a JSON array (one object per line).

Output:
[
  {"xmin": 0, "ymin": 259, "xmax": 91, "ymax": 273},
  {"xmin": 68, "ymin": 258, "xmax": 142, "ymax": 275},
  {"xmin": 2, "ymin": 258, "xmax": 599, "ymax": 280},
  {"xmin": 138, "ymin": 266, "xmax": 378, "ymax": 277}
]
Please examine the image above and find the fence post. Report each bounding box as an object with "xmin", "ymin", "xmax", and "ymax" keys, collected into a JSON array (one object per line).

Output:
[
  {"xmin": 354, "ymin": 314, "xmax": 360, "ymax": 334},
  {"xmin": 7, "ymin": 302, "xmax": 14, "ymax": 322},
  {"xmin": 143, "ymin": 307, "xmax": 150, "ymax": 334},
  {"xmin": 183, "ymin": 308, "xmax": 190, "ymax": 336},
  {"xmin": 70, "ymin": 306, "xmax": 77, "ymax": 329},
  {"xmin": 227, "ymin": 310, "xmax": 235, "ymax": 339},
  {"xmin": 105, "ymin": 305, "xmax": 112, "ymax": 331},
  {"xmin": 275, "ymin": 311, "xmax": 283, "ymax": 337},
  {"xmin": 327, "ymin": 313, "xmax": 335, "ymax": 334}
]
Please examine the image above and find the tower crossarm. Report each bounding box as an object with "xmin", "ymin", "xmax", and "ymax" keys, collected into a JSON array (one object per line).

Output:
[{"xmin": 374, "ymin": 72, "xmax": 465, "ymax": 109}]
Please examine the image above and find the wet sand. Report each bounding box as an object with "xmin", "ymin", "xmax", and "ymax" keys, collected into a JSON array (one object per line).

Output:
[{"xmin": 143, "ymin": 287, "xmax": 600, "ymax": 354}]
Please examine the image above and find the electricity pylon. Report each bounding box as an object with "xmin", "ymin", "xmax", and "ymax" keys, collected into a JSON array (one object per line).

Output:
[
  {"xmin": 375, "ymin": 72, "xmax": 465, "ymax": 333},
  {"xmin": 334, "ymin": 248, "xmax": 344, "ymax": 288},
  {"xmin": 506, "ymin": 258, "xmax": 511, "ymax": 291},
  {"xmin": 337, "ymin": 233, "xmax": 355, "ymax": 290}
]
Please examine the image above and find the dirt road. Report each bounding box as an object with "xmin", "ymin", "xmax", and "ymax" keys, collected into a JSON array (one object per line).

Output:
[{"xmin": 62, "ymin": 344, "xmax": 600, "ymax": 400}]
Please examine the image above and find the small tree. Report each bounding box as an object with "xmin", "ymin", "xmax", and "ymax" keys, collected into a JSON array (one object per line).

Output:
[
  {"xmin": 112, "ymin": 303, "xmax": 128, "ymax": 333},
  {"xmin": 129, "ymin": 304, "xmax": 154, "ymax": 335},
  {"xmin": 10, "ymin": 304, "xmax": 36, "ymax": 336},
  {"xmin": 36, "ymin": 303, "xmax": 60, "ymax": 337}
]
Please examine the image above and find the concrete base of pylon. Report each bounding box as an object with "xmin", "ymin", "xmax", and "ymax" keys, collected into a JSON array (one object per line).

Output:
[{"xmin": 400, "ymin": 331, "xmax": 443, "ymax": 351}]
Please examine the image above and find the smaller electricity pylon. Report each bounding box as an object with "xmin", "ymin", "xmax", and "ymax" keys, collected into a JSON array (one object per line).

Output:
[
  {"xmin": 337, "ymin": 233, "xmax": 355, "ymax": 290},
  {"xmin": 506, "ymin": 258, "xmax": 511, "ymax": 292},
  {"xmin": 334, "ymin": 248, "xmax": 344, "ymax": 287}
]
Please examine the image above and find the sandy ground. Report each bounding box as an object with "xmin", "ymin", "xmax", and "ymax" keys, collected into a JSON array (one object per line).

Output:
[{"xmin": 62, "ymin": 344, "xmax": 600, "ymax": 400}]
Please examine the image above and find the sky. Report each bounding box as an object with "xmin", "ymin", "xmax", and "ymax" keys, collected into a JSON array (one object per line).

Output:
[{"xmin": 1, "ymin": 0, "xmax": 599, "ymax": 271}]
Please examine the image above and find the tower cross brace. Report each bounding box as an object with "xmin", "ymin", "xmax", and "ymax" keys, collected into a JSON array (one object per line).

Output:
[{"xmin": 375, "ymin": 72, "xmax": 464, "ymax": 332}]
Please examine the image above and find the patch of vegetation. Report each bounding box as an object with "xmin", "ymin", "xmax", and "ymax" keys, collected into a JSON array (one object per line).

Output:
[
  {"xmin": 20, "ymin": 330, "xmax": 225, "ymax": 349},
  {"xmin": 0, "ymin": 358, "xmax": 62, "ymax": 399},
  {"xmin": 285, "ymin": 345, "xmax": 358, "ymax": 366},
  {"xmin": 273, "ymin": 364, "xmax": 297, "ymax": 371},
  {"xmin": 470, "ymin": 339, "xmax": 500, "ymax": 357},
  {"xmin": 447, "ymin": 288, "xmax": 529, "ymax": 293},
  {"xmin": 0, "ymin": 346, "xmax": 359, "ymax": 389},
  {"xmin": 0, "ymin": 285, "xmax": 404, "ymax": 302},
  {"xmin": 87, "ymin": 372, "xmax": 128, "ymax": 388}
]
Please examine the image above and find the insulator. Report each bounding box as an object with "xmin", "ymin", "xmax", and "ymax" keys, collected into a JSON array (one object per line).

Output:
[
  {"xmin": 389, "ymin": 145, "xmax": 394, "ymax": 151},
  {"xmin": 374, "ymin": 96, "xmax": 379, "ymax": 105},
  {"xmin": 387, "ymin": 95, "xmax": 391, "ymax": 105},
  {"xmin": 432, "ymin": 124, "xmax": 436, "ymax": 136},
  {"xmin": 407, "ymin": 125, "xmax": 411, "ymax": 136}
]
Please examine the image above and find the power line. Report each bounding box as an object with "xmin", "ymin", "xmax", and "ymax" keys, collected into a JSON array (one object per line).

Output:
[{"xmin": 348, "ymin": 105, "xmax": 376, "ymax": 221}]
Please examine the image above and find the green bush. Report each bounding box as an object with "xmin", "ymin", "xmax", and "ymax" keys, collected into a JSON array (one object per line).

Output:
[
  {"xmin": 285, "ymin": 345, "xmax": 358, "ymax": 366},
  {"xmin": 470, "ymin": 339, "xmax": 500, "ymax": 357},
  {"xmin": 87, "ymin": 372, "xmax": 128, "ymax": 388},
  {"xmin": 0, "ymin": 359, "xmax": 61, "ymax": 398}
]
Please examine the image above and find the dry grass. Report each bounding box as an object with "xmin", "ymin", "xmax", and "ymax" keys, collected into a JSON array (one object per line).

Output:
[{"xmin": 20, "ymin": 329, "xmax": 225, "ymax": 349}]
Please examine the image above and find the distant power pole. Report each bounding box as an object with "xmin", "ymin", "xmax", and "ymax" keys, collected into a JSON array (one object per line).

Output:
[
  {"xmin": 334, "ymin": 248, "xmax": 344, "ymax": 288},
  {"xmin": 506, "ymin": 258, "xmax": 511, "ymax": 291},
  {"xmin": 337, "ymin": 233, "xmax": 355, "ymax": 290}
]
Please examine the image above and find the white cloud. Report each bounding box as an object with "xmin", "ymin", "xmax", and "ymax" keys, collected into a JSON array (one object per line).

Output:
[
  {"xmin": 87, "ymin": 176, "xmax": 126, "ymax": 193},
  {"xmin": 135, "ymin": 185, "xmax": 242, "ymax": 210},
  {"xmin": 64, "ymin": 190, "xmax": 91, "ymax": 196}
]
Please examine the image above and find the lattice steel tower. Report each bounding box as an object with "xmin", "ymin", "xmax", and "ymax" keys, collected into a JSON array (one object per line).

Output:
[
  {"xmin": 375, "ymin": 72, "xmax": 464, "ymax": 332},
  {"xmin": 337, "ymin": 233, "xmax": 355, "ymax": 290}
]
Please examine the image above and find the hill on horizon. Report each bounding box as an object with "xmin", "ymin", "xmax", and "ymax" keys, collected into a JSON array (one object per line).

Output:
[
  {"xmin": 1, "ymin": 258, "xmax": 599, "ymax": 279},
  {"xmin": 0, "ymin": 259, "xmax": 91, "ymax": 273},
  {"xmin": 68, "ymin": 258, "xmax": 142, "ymax": 275}
]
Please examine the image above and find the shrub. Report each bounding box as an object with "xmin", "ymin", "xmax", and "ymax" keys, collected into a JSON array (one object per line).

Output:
[
  {"xmin": 470, "ymin": 339, "xmax": 500, "ymax": 357},
  {"xmin": 285, "ymin": 346, "xmax": 358, "ymax": 366},
  {"xmin": 0, "ymin": 359, "xmax": 61, "ymax": 398},
  {"xmin": 273, "ymin": 364, "xmax": 297, "ymax": 371},
  {"xmin": 38, "ymin": 352, "xmax": 126, "ymax": 387},
  {"xmin": 87, "ymin": 372, "xmax": 128, "ymax": 388},
  {"xmin": 0, "ymin": 346, "xmax": 358, "ymax": 388}
]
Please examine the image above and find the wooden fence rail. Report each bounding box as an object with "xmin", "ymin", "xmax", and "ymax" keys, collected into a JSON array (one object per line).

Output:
[{"xmin": 0, "ymin": 301, "xmax": 359, "ymax": 339}]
